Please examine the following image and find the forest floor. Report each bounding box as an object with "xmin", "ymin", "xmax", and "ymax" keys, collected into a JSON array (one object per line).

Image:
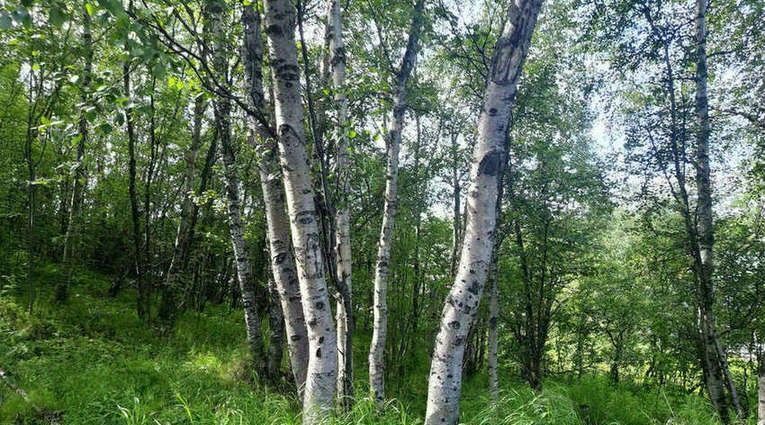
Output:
[{"xmin": 0, "ymin": 265, "xmax": 728, "ymax": 424}]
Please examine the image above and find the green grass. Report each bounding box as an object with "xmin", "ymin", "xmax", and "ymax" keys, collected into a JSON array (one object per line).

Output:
[{"xmin": 0, "ymin": 266, "xmax": 736, "ymax": 424}]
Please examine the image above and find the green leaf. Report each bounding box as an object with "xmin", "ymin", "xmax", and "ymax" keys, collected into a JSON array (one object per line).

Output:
[{"xmin": 85, "ymin": 3, "xmax": 97, "ymax": 16}]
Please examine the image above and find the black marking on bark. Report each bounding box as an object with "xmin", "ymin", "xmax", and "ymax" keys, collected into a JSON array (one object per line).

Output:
[
  {"xmin": 448, "ymin": 320, "xmax": 460, "ymax": 329},
  {"xmin": 315, "ymin": 301, "xmax": 324, "ymax": 310},
  {"xmin": 468, "ymin": 280, "xmax": 480, "ymax": 295},
  {"xmin": 291, "ymin": 334, "xmax": 302, "ymax": 341},
  {"xmin": 478, "ymin": 150, "xmax": 502, "ymax": 176},
  {"xmin": 316, "ymin": 347, "xmax": 322, "ymax": 358}
]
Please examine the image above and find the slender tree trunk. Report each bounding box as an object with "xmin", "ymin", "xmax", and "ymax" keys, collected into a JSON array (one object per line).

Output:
[
  {"xmin": 123, "ymin": 58, "xmax": 147, "ymax": 321},
  {"xmin": 449, "ymin": 131, "xmax": 462, "ymax": 278},
  {"xmin": 326, "ymin": 0, "xmax": 354, "ymax": 409},
  {"xmin": 267, "ymin": 276, "xmax": 286, "ymax": 381},
  {"xmin": 424, "ymin": 1, "xmax": 542, "ymax": 423},
  {"xmin": 242, "ymin": 3, "xmax": 309, "ymax": 394},
  {"xmin": 758, "ymin": 350, "xmax": 764, "ymax": 425},
  {"xmin": 487, "ymin": 240, "xmax": 500, "ymax": 400},
  {"xmin": 158, "ymin": 96, "xmax": 206, "ymax": 324},
  {"xmin": 207, "ymin": 0, "xmax": 266, "ymax": 376},
  {"xmin": 369, "ymin": 0, "xmax": 426, "ymax": 405},
  {"xmin": 693, "ymin": 0, "xmax": 743, "ymax": 419},
  {"xmin": 263, "ymin": 0, "xmax": 338, "ymax": 419},
  {"xmin": 57, "ymin": 6, "xmax": 92, "ymax": 302}
]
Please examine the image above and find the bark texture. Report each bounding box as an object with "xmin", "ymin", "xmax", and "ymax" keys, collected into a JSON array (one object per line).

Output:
[
  {"xmin": 208, "ymin": 0, "xmax": 266, "ymax": 375},
  {"xmin": 263, "ymin": 0, "xmax": 337, "ymax": 419},
  {"xmin": 424, "ymin": 1, "xmax": 542, "ymax": 423},
  {"xmin": 368, "ymin": 0, "xmax": 426, "ymax": 405},
  {"xmin": 326, "ymin": 0, "xmax": 354, "ymax": 408},
  {"xmin": 242, "ymin": 2, "xmax": 310, "ymax": 393}
]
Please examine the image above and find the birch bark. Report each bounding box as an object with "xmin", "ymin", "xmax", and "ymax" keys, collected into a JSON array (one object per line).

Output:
[
  {"xmin": 326, "ymin": 0, "xmax": 354, "ymax": 407},
  {"xmin": 425, "ymin": 1, "xmax": 542, "ymax": 423},
  {"xmin": 369, "ymin": 0, "xmax": 426, "ymax": 405},
  {"xmin": 263, "ymin": 0, "xmax": 337, "ymax": 419},
  {"xmin": 207, "ymin": 0, "xmax": 266, "ymax": 375},
  {"xmin": 241, "ymin": 2, "xmax": 310, "ymax": 393},
  {"xmin": 693, "ymin": 0, "xmax": 743, "ymax": 418}
]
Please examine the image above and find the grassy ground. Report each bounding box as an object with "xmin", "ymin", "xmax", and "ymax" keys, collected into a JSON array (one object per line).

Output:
[{"xmin": 0, "ymin": 266, "xmax": 732, "ymax": 424}]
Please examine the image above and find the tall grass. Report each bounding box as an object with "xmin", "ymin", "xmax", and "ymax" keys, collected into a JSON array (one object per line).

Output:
[{"xmin": 0, "ymin": 267, "xmax": 737, "ymax": 424}]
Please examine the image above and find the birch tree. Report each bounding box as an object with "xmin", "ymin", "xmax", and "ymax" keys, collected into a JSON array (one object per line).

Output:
[
  {"xmin": 263, "ymin": 0, "xmax": 337, "ymax": 419},
  {"xmin": 56, "ymin": 5, "xmax": 92, "ymax": 302},
  {"xmin": 241, "ymin": 3, "xmax": 309, "ymax": 392},
  {"xmin": 693, "ymin": 0, "xmax": 743, "ymax": 418},
  {"xmin": 326, "ymin": 0, "xmax": 354, "ymax": 407},
  {"xmin": 425, "ymin": 1, "xmax": 543, "ymax": 423},
  {"xmin": 207, "ymin": 0, "xmax": 266, "ymax": 375},
  {"xmin": 368, "ymin": 0, "xmax": 426, "ymax": 405}
]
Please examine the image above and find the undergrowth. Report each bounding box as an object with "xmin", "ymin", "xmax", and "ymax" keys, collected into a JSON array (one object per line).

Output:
[{"xmin": 0, "ymin": 266, "xmax": 736, "ymax": 424}]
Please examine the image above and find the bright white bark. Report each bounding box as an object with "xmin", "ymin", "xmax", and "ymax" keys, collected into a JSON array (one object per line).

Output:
[
  {"xmin": 369, "ymin": 0, "xmax": 426, "ymax": 405},
  {"xmin": 241, "ymin": 3, "xmax": 309, "ymax": 394},
  {"xmin": 425, "ymin": 1, "xmax": 542, "ymax": 423},
  {"xmin": 326, "ymin": 0, "xmax": 354, "ymax": 406},
  {"xmin": 263, "ymin": 0, "xmax": 337, "ymax": 420}
]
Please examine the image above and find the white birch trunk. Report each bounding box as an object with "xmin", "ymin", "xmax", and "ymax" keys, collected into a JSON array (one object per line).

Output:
[
  {"xmin": 207, "ymin": 0, "xmax": 266, "ymax": 375},
  {"xmin": 694, "ymin": 0, "xmax": 743, "ymax": 418},
  {"xmin": 242, "ymin": 3, "xmax": 310, "ymax": 394},
  {"xmin": 326, "ymin": 0, "xmax": 354, "ymax": 407},
  {"xmin": 425, "ymin": 1, "xmax": 542, "ymax": 423},
  {"xmin": 263, "ymin": 0, "xmax": 337, "ymax": 420},
  {"xmin": 369, "ymin": 0, "xmax": 426, "ymax": 405}
]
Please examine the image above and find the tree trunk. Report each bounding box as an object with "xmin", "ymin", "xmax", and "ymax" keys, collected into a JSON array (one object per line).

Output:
[
  {"xmin": 242, "ymin": 2, "xmax": 309, "ymax": 395},
  {"xmin": 487, "ymin": 242, "xmax": 500, "ymax": 400},
  {"xmin": 267, "ymin": 276, "xmax": 286, "ymax": 381},
  {"xmin": 327, "ymin": 0, "xmax": 354, "ymax": 409},
  {"xmin": 369, "ymin": 0, "xmax": 425, "ymax": 406},
  {"xmin": 424, "ymin": 1, "xmax": 542, "ymax": 423},
  {"xmin": 158, "ymin": 95, "xmax": 206, "ymax": 324},
  {"xmin": 693, "ymin": 0, "xmax": 743, "ymax": 419},
  {"xmin": 208, "ymin": 0, "xmax": 266, "ymax": 376},
  {"xmin": 57, "ymin": 6, "xmax": 92, "ymax": 302},
  {"xmin": 758, "ymin": 351, "xmax": 764, "ymax": 425},
  {"xmin": 263, "ymin": 0, "xmax": 338, "ymax": 419},
  {"xmin": 449, "ymin": 130, "xmax": 462, "ymax": 278}
]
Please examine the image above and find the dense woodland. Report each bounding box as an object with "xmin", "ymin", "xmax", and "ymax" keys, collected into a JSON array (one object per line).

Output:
[{"xmin": 0, "ymin": 0, "xmax": 763, "ymax": 423}]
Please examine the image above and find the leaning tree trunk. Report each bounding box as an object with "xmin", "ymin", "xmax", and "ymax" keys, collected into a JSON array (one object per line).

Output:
[
  {"xmin": 424, "ymin": 1, "xmax": 542, "ymax": 423},
  {"xmin": 241, "ymin": 3, "xmax": 310, "ymax": 392},
  {"xmin": 57, "ymin": 6, "xmax": 92, "ymax": 302},
  {"xmin": 158, "ymin": 95, "xmax": 206, "ymax": 324},
  {"xmin": 368, "ymin": 0, "xmax": 426, "ymax": 406},
  {"xmin": 693, "ymin": 0, "xmax": 744, "ymax": 419},
  {"xmin": 326, "ymin": 0, "xmax": 354, "ymax": 409},
  {"xmin": 207, "ymin": 0, "xmax": 266, "ymax": 376},
  {"xmin": 263, "ymin": 0, "xmax": 337, "ymax": 420}
]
